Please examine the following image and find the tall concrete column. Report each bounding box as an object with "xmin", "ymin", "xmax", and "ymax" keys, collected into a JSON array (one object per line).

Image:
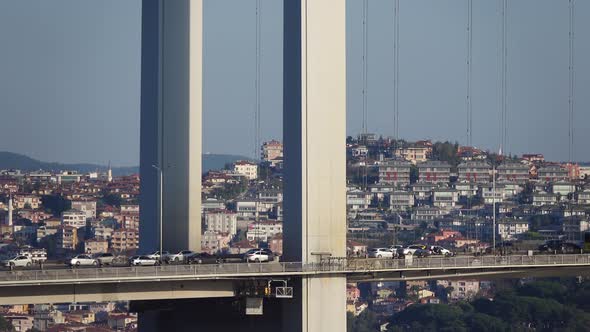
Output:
[
  {"xmin": 283, "ymin": 1, "xmax": 347, "ymax": 331},
  {"xmin": 140, "ymin": 0, "xmax": 202, "ymax": 253}
]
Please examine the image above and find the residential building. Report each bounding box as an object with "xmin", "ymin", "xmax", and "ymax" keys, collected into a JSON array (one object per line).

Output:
[
  {"xmin": 234, "ymin": 160, "xmax": 258, "ymax": 180},
  {"xmin": 562, "ymin": 217, "xmax": 590, "ymax": 242},
  {"xmin": 56, "ymin": 226, "xmax": 78, "ymax": 251},
  {"xmin": 551, "ymin": 182, "xmax": 576, "ymax": 196},
  {"xmin": 201, "ymin": 230, "xmax": 231, "ymax": 254},
  {"xmin": 522, "ymin": 154, "xmax": 544, "ymax": 164},
  {"xmin": 538, "ymin": 165, "xmax": 569, "ymax": 182},
  {"xmin": 62, "ymin": 210, "xmax": 87, "ymax": 229},
  {"xmin": 453, "ymin": 182, "xmax": 479, "ymax": 198},
  {"xmin": 479, "ymin": 185, "xmax": 506, "ymax": 205},
  {"xmin": 369, "ymin": 184, "xmax": 397, "ymax": 201},
  {"xmin": 93, "ymin": 225, "xmax": 114, "ymax": 241},
  {"xmin": 202, "ymin": 198, "xmax": 226, "ymax": 212},
  {"xmin": 395, "ymin": 146, "xmax": 431, "ymax": 164},
  {"xmin": 108, "ymin": 314, "xmax": 137, "ymax": 330},
  {"xmin": 67, "ymin": 311, "xmax": 95, "ymax": 324},
  {"xmin": 458, "ymin": 161, "xmax": 490, "ymax": 183},
  {"xmin": 411, "ymin": 182, "xmax": 437, "ymax": 200},
  {"xmin": 13, "ymin": 195, "xmax": 41, "ymax": 209},
  {"xmin": 347, "ymin": 189, "xmax": 370, "ymax": 211},
  {"xmin": 351, "ymin": 145, "xmax": 368, "ymax": 158},
  {"xmin": 418, "ymin": 161, "xmax": 450, "ymax": 184},
  {"xmin": 5, "ymin": 315, "xmax": 34, "ymax": 332},
  {"xmin": 205, "ymin": 210, "xmax": 238, "ymax": 237},
  {"xmin": 111, "ymin": 229, "xmax": 139, "ymax": 252},
  {"xmin": 235, "ymin": 200, "xmax": 261, "ymax": 219},
  {"xmin": 497, "ymin": 219, "xmax": 529, "ymax": 240},
  {"xmin": 578, "ymin": 189, "xmax": 590, "ymax": 205},
  {"xmin": 436, "ymin": 280, "xmax": 480, "ymax": 301},
  {"xmin": 432, "ymin": 188, "xmax": 459, "ymax": 209},
  {"xmin": 36, "ymin": 226, "xmax": 58, "ymax": 243},
  {"xmin": 412, "ymin": 206, "xmax": 444, "ymax": 221},
  {"xmin": 84, "ymin": 239, "xmax": 108, "ymax": 254},
  {"xmin": 532, "ymin": 193, "xmax": 558, "ymax": 207},
  {"xmin": 261, "ymin": 140, "xmax": 283, "ymax": 163},
  {"xmin": 497, "ymin": 162, "xmax": 530, "ymax": 183},
  {"xmin": 269, "ymin": 233, "xmax": 283, "ymax": 255},
  {"xmin": 246, "ymin": 221, "xmax": 283, "ymax": 242},
  {"xmin": 70, "ymin": 200, "xmax": 97, "ymax": 220},
  {"xmin": 390, "ymin": 191, "xmax": 415, "ymax": 210},
  {"xmin": 378, "ymin": 160, "xmax": 411, "ymax": 186}
]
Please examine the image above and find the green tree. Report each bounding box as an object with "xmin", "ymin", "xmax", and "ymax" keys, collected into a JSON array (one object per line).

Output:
[{"xmin": 0, "ymin": 315, "xmax": 14, "ymax": 332}]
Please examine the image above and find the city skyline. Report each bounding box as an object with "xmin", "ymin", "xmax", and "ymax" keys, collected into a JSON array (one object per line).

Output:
[{"xmin": 1, "ymin": 0, "xmax": 589, "ymax": 166}]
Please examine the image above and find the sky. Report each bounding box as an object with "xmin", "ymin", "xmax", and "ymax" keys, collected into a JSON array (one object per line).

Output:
[{"xmin": 0, "ymin": 0, "xmax": 588, "ymax": 166}]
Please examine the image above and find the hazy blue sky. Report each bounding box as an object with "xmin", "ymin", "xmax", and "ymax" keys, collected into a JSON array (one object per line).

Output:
[{"xmin": 0, "ymin": 0, "xmax": 588, "ymax": 166}]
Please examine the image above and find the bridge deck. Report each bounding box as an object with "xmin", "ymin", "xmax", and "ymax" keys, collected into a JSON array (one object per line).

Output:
[{"xmin": 0, "ymin": 254, "xmax": 589, "ymax": 287}]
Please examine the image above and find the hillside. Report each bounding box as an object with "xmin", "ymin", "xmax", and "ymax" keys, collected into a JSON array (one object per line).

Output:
[{"xmin": 0, "ymin": 152, "xmax": 250, "ymax": 176}]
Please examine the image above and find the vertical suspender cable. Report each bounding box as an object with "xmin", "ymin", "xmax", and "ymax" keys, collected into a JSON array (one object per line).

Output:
[
  {"xmin": 254, "ymin": 0, "xmax": 262, "ymax": 160},
  {"xmin": 466, "ymin": 0, "xmax": 473, "ymax": 147},
  {"xmin": 498, "ymin": 0, "xmax": 508, "ymax": 156},
  {"xmin": 393, "ymin": 0, "xmax": 399, "ymax": 141},
  {"xmin": 569, "ymin": 0, "xmax": 575, "ymax": 163},
  {"xmin": 362, "ymin": 0, "xmax": 369, "ymax": 137}
]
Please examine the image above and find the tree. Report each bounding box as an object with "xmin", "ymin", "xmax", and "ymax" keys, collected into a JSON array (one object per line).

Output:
[
  {"xmin": 0, "ymin": 315, "xmax": 14, "ymax": 332},
  {"xmin": 348, "ymin": 310, "xmax": 379, "ymax": 332}
]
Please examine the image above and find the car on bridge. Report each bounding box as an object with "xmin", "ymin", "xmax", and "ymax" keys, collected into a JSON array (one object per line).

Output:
[
  {"xmin": 146, "ymin": 251, "xmax": 172, "ymax": 261},
  {"xmin": 130, "ymin": 256, "xmax": 160, "ymax": 266},
  {"xmin": 93, "ymin": 253, "xmax": 115, "ymax": 266},
  {"xmin": 400, "ymin": 245, "xmax": 429, "ymax": 257},
  {"xmin": 68, "ymin": 254, "xmax": 98, "ymax": 267},
  {"xmin": 166, "ymin": 250, "xmax": 196, "ymax": 264},
  {"xmin": 245, "ymin": 249, "xmax": 274, "ymax": 263},
  {"xmin": 429, "ymin": 246, "xmax": 454, "ymax": 257},
  {"xmin": 2, "ymin": 255, "xmax": 33, "ymax": 268},
  {"xmin": 187, "ymin": 253, "xmax": 221, "ymax": 264},
  {"xmin": 368, "ymin": 248, "xmax": 394, "ymax": 258}
]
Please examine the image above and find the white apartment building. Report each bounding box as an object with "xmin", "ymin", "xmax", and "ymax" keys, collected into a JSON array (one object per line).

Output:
[
  {"xmin": 552, "ymin": 182, "xmax": 576, "ymax": 196},
  {"xmin": 479, "ymin": 185, "xmax": 506, "ymax": 205},
  {"xmin": 432, "ymin": 189, "xmax": 459, "ymax": 209},
  {"xmin": 71, "ymin": 200, "xmax": 97, "ymax": 220},
  {"xmin": 246, "ymin": 221, "xmax": 283, "ymax": 242},
  {"xmin": 532, "ymin": 193, "xmax": 558, "ymax": 206},
  {"xmin": 497, "ymin": 220, "xmax": 529, "ymax": 240},
  {"xmin": 347, "ymin": 189, "xmax": 370, "ymax": 211},
  {"xmin": 205, "ymin": 211, "xmax": 237, "ymax": 237},
  {"xmin": 234, "ymin": 161, "xmax": 258, "ymax": 180},
  {"xmin": 390, "ymin": 191, "xmax": 415, "ymax": 210},
  {"xmin": 578, "ymin": 189, "xmax": 590, "ymax": 205},
  {"xmin": 62, "ymin": 210, "xmax": 87, "ymax": 229}
]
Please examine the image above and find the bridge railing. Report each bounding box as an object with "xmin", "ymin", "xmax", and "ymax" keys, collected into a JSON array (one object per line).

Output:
[{"xmin": 0, "ymin": 255, "xmax": 588, "ymax": 285}]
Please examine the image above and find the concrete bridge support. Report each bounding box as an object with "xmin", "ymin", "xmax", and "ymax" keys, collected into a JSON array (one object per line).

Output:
[{"xmin": 139, "ymin": 0, "xmax": 347, "ymax": 330}]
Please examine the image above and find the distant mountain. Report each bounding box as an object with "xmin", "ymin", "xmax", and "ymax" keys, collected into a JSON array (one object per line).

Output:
[{"xmin": 0, "ymin": 152, "xmax": 251, "ymax": 176}]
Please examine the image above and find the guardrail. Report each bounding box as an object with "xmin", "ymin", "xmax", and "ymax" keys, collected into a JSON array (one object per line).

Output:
[{"xmin": 0, "ymin": 254, "xmax": 588, "ymax": 286}]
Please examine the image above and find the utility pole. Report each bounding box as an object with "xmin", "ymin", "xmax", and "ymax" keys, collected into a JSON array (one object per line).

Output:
[{"xmin": 492, "ymin": 163, "xmax": 496, "ymax": 255}]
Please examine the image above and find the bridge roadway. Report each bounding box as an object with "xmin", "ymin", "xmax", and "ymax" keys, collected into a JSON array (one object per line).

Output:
[{"xmin": 0, "ymin": 254, "xmax": 589, "ymax": 305}]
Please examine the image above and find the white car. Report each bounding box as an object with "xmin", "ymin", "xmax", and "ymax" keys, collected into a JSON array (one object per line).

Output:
[
  {"xmin": 166, "ymin": 250, "xmax": 195, "ymax": 263},
  {"xmin": 401, "ymin": 245, "xmax": 429, "ymax": 256},
  {"xmin": 430, "ymin": 246, "xmax": 453, "ymax": 256},
  {"xmin": 69, "ymin": 254, "xmax": 98, "ymax": 267},
  {"xmin": 131, "ymin": 255, "xmax": 160, "ymax": 266},
  {"xmin": 245, "ymin": 250, "xmax": 271, "ymax": 263},
  {"xmin": 146, "ymin": 251, "xmax": 171, "ymax": 261},
  {"xmin": 368, "ymin": 248, "xmax": 394, "ymax": 258},
  {"xmin": 3, "ymin": 255, "xmax": 33, "ymax": 268}
]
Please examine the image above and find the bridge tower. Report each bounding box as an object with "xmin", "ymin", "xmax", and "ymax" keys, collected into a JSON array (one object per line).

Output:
[
  {"xmin": 139, "ymin": 0, "xmax": 202, "ymax": 253},
  {"xmin": 138, "ymin": 0, "xmax": 346, "ymax": 330}
]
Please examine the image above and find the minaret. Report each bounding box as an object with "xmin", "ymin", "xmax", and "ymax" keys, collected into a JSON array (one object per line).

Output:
[
  {"xmin": 7, "ymin": 195, "xmax": 13, "ymax": 227},
  {"xmin": 107, "ymin": 161, "xmax": 113, "ymax": 183}
]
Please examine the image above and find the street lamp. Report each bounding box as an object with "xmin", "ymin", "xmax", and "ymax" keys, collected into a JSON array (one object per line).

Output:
[{"xmin": 152, "ymin": 164, "xmax": 163, "ymax": 263}]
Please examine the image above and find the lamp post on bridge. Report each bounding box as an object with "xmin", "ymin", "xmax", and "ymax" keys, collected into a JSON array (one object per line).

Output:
[{"xmin": 152, "ymin": 164, "xmax": 163, "ymax": 263}]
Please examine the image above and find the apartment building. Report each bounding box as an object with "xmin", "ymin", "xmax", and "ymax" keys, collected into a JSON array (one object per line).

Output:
[
  {"xmin": 70, "ymin": 200, "xmax": 97, "ymax": 220},
  {"xmin": 62, "ymin": 210, "xmax": 87, "ymax": 229},
  {"xmin": 538, "ymin": 166, "xmax": 569, "ymax": 182},
  {"xmin": 418, "ymin": 161, "xmax": 451, "ymax": 184},
  {"xmin": 390, "ymin": 191, "xmax": 415, "ymax": 210},
  {"xmin": 497, "ymin": 162, "xmax": 530, "ymax": 183},
  {"xmin": 246, "ymin": 221, "xmax": 283, "ymax": 242},
  {"xmin": 378, "ymin": 160, "xmax": 411, "ymax": 186},
  {"xmin": 234, "ymin": 161, "xmax": 258, "ymax": 180},
  {"xmin": 205, "ymin": 210, "xmax": 238, "ymax": 237},
  {"xmin": 111, "ymin": 229, "xmax": 139, "ymax": 252},
  {"xmin": 457, "ymin": 161, "xmax": 491, "ymax": 183}
]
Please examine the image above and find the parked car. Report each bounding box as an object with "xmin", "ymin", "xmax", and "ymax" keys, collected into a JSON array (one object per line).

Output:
[
  {"xmin": 130, "ymin": 255, "xmax": 160, "ymax": 266},
  {"xmin": 68, "ymin": 254, "xmax": 98, "ymax": 267},
  {"xmin": 368, "ymin": 248, "xmax": 394, "ymax": 258},
  {"xmin": 166, "ymin": 250, "xmax": 196, "ymax": 263},
  {"xmin": 187, "ymin": 253, "xmax": 220, "ymax": 264},
  {"xmin": 146, "ymin": 251, "xmax": 171, "ymax": 261},
  {"xmin": 2, "ymin": 255, "xmax": 33, "ymax": 268},
  {"xmin": 245, "ymin": 249, "xmax": 273, "ymax": 262},
  {"xmin": 93, "ymin": 253, "xmax": 115, "ymax": 266},
  {"xmin": 389, "ymin": 245, "xmax": 404, "ymax": 257}
]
